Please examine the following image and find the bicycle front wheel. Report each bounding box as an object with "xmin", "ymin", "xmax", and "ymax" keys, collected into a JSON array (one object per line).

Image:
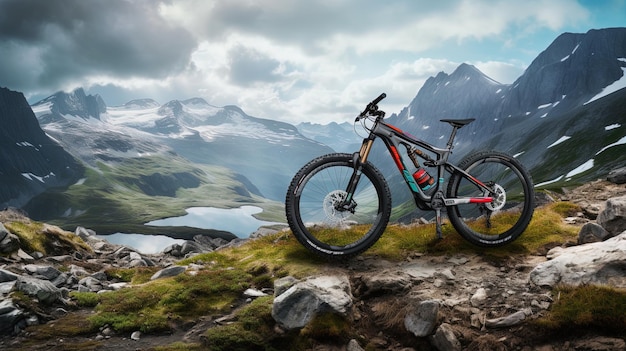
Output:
[
  {"xmin": 285, "ymin": 153, "xmax": 392, "ymax": 260},
  {"xmin": 446, "ymin": 151, "xmax": 535, "ymax": 247}
]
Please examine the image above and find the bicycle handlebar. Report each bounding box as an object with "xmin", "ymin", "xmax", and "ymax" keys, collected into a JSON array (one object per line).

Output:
[{"xmin": 357, "ymin": 92, "xmax": 387, "ymax": 121}]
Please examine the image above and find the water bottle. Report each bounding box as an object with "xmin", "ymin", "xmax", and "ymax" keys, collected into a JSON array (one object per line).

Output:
[
  {"xmin": 413, "ymin": 167, "xmax": 435, "ymax": 193},
  {"xmin": 408, "ymin": 147, "xmax": 435, "ymax": 194}
]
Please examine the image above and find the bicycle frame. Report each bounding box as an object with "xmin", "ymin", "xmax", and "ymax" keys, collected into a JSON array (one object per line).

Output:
[{"xmin": 344, "ymin": 114, "xmax": 496, "ymax": 238}]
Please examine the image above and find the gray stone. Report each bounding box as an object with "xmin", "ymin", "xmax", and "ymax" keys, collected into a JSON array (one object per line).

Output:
[
  {"xmin": 578, "ymin": 222, "xmax": 610, "ymax": 244},
  {"xmin": 597, "ymin": 196, "xmax": 626, "ymax": 235},
  {"xmin": 0, "ymin": 223, "xmax": 8, "ymax": 242},
  {"xmin": 353, "ymin": 270, "xmax": 412, "ymax": 297},
  {"xmin": 75, "ymin": 226, "xmax": 96, "ymax": 240},
  {"xmin": 15, "ymin": 276, "xmax": 62, "ymax": 304},
  {"xmin": 608, "ymin": 167, "xmax": 626, "ymax": 184},
  {"xmin": 180, "ymin": 240, "xmax": 204, "ymax": 255},
  {"xmin": 530, "ymin": 232, "xmax": 626, "ymax": 288},
  {"xmin": 0, "ymin": 224, "xmax": 20, "ymax": 254},
  {"xmin": 24, "ymin": 264, "xmax": 62, "ymax": 281},
  {"xmin": 11, "ymin": 248, "xmax": 34, "ymax": 262},
  {"xmin": 470, "ymin": 287, "xmax": 488, "ymax": 307},
  {"xmin": 0, "ymin": 269, "xmax": 19, "ymax": 282},
  {"xmin": 131, "ymin": 330, "xmax": 141, "ymax": 340},
  {"xmin": 430, "ymin": 323, "xmax": 461, "ymax": 351},
  {"xmin": 485, "ymin": 310, "xmax": 527, "ymax": 328},
  {"xmin": 273, "ymin": 276, "xmax": 298, "ymax": 297},
  {"xmin": 347, "ymin": 339, "xmax": 365, "ymax": 351},
  {"xmin": 0, "ymin": 299, "xmax": 24, "ymax": 335},
  {"xmin": 404, "ymin": 300, "xmax": 440, "ymax": 337},
  {"xmin": 0, "ymin": 281, "xmax": 16, "ymax": 294},
  {"xmin": 150, "ymin": 265, "xmax": 187, "ymax": 280},
  {"xmin": 79, "ymin": 276, "xmax": 103, "ymax": 292},
  {"xmin": 272, "ymin": 275, "xmax": 353, "ymax": 330}
]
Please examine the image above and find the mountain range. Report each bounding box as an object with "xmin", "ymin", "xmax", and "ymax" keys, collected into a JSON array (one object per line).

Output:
[{"xmin": 0, "ymin": 27, "xmax": 624, "ymax": 233}]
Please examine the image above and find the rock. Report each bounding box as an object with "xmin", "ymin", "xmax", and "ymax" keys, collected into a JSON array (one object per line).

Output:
[
  {"xmin": 470, "ymin": 287, "xmax": 488, "ymax": 307},
  {"xmin": 485, "ymin": 310, "xmax": 527, "ymax": 328},
  {"xmin": 15, "ymin": 276, "xmax": 62, "ymax": 304},
  {"xmin": 430, "ymin": 323, "xmax": 462, "ymax": 351},
  {"xmin": 404, "ymin": 300, "xmax": 440, "ymax": 337},
  {"xmin": 607, "ymin": 167, "xmax": 626, "ymax": 184},
  {"xmin": 530, "ymin": 232, "xmax": 626, "ymax": 288},
  {"xmin": 11, "ymin": 249, "xmax": 34, "ymax": 262},
  {"xmin": 0, "ymin": 269, "xmax": 19, "ymax": 282},
  {"xmin": 597, "ymin": 196, "xmax": 626, "ymax": 235},
  {"xmin": 180, "ymin": 240, "xmax": 205, "ymax": 255},
  {"xmin": 272, "ymin": 275, "xmax": 353, "ymax": 330},
  {"xmin": 0, "ymin": 299, "xmax": 25, "ymax": 336},
  {"xmin": 79, "ymin": 276, "xmax": 103, "ymax": 292},
  {"xmin": 24, "ymin": 264, "xmax": 62, "ymax": 281},
  {"xmin": 0, "ymin": 224, "xmax": 20, "ymax": 254},
  {"xmin": 273, "ymin": 276, "xmax": 298, "ymax": 297},
  {"xmin": 131, "ymin": 330, "xmax": 141, "ymax": 341},
  {"xmin": 347, "ymin": 339, "xmax": 365, "ymax": 351},
  {"xmin": 75, "ymin": 226, "xmax": 96, "ymax": 240},
  {"xmin": 150, "ymin": 266, "xmax": 187, "ymax": 280},
  {"xmin": 243, "ymin": 288, "xmax": 268, "ymax": 298},
  {"xmin": 353, "ymin": 270, "xmax": 413, "ymax": 297},
  {"xmin": 578, "ymin": 222, "xmax": 610, "ymax": 244}
]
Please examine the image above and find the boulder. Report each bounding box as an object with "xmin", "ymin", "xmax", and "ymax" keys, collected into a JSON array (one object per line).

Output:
[
  {"xmin": 0, "ymin": 299, "xmax": 25, "ymax": 335},
  {"xmin": 15, "ymin": 276, "xmax": 62, "ymax": 304},
  {"xmin": 430, "ymin": 323, "xmax": 462, "ymax": 351},
  {"xmin": 404, "ymin": 299, "xmax": 440, "ymax": 337},
  {"xmin": 530, "ymin": 232, "xmax": 626, "ymax": 288},
  {"xmin": 578, "ymin": 222, "xmax": 610, "ymax": 244},
  {"xmin": 150, "ymin": 266, "xmax": 187, "ymax": 280},
  {"xmin": 0, "ymin": 223, "xmax": 20, "ymax": 254},
  {"xmin": 272, "ymin": 275, "xmax": 353, "ymax": 330},
  {"xmin": 607, "ymin": 167, "xmax": 626, "ymax": 184},
  {"xmin": 24, "ymin": 264, "xmax": 62, "ymax": 281},
  {"xmin": 597, "ymin": 196, "xmax": 626, "ymax": 235}
]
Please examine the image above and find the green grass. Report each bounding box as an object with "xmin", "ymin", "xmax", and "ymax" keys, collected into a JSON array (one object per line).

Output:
[
  {"xmin": 535, "ymin": 284, "xmax": 626, "ymax": 335},
  {"xmin": 4, "ymin": 201, "xmax": 609, "ymax": 349},
  {"xmin": 26, "ymin": 155, "xmax": 286, "ymax": 235}
]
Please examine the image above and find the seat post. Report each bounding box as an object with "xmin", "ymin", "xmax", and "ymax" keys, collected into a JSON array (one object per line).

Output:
[{"xmin": 446, "ymin": 126, "xmax": 460, "ymax": 150}]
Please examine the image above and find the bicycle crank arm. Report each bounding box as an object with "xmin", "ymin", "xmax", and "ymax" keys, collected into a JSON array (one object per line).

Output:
[{"xmin": 443, "ymin": 197, "xmax": 493, "ymax": 206}]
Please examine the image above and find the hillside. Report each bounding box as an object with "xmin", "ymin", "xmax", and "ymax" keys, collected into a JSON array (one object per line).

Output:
[{"xmin": 1, "ymin": 176, "xmax": 626, "ymax": 350}]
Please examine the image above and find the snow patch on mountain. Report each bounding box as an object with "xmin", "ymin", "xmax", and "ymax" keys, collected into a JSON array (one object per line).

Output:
[
  {"xmin": 585, "ymin": 59, "xmax": 626, "ymax": 105},
  {"xmin": 547, "ymin": 136, "xmax": 571, "ymax": 148},
  {"xmin": 605, "ymin": 123, "xmax": 621, "ymax": 130},
  {"xmin": 22, "ymin": 172, "xmax": 55, "ymax": 183},
  {"xmin": 596, "ymin": 136, "xmax": 626, "ymax": 155}
]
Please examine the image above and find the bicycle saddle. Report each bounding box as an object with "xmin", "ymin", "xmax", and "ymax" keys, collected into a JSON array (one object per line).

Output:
[{"xmin": 440, "ymin": 118, "xmax": 475, "ymax": 128}]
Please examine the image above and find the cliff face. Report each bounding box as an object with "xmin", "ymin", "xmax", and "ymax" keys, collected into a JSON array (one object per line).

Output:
[
  {"xmin": 388, "ymin": 28, "xmax": 626, "ymax": 145},
  {"xmin": 0, "ymin": 87, "xmax": 83, "ymax": 208}
]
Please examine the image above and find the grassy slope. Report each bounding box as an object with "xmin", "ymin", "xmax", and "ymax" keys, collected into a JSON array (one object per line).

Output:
[
  {"xmin": 23, "ymin": 154, "xmax": 285, "ymax": 236},
  {"xmin": 11, "ymin": 200, "xmax": 626, "ymax": 351}
]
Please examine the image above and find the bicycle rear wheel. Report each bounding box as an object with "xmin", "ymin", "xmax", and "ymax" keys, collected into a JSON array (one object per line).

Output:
[
  {"xmin": 285, "ymin": 153, "xmax": 392, "ymax": 260},
  {"xmin": 446, "ymin": 151, "xmax": 534, "ymax": 247}
]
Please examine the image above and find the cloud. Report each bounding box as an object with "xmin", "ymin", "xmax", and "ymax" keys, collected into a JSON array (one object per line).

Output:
[
  {"xmin": 0, "ymin": 0, "xmax": 597, "ymax": 124},
  {"xmin": 0, "ymin": 0, "xmax": 197, "ymax": 93}
]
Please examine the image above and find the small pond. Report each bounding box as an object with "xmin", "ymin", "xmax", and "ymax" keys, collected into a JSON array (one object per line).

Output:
[{"xmin": 98, "ymin": 205, "xmax": 283, "ymax": 254}]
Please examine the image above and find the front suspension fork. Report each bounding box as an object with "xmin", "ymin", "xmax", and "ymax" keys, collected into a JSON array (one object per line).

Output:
[{"xmin": 338, "ymin": 139, "xmax": 374, "ymax": 211}]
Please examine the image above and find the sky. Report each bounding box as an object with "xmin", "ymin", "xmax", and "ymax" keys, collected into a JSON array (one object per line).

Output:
[{"xmin": 0, "ymin": 0, "xmax": 624, "ymax": 125}]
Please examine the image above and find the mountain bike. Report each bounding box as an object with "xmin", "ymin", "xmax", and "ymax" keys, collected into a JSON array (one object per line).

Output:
[{"xmin": 285, "ymin": 93, "xmax": 535, "ymax": 260}]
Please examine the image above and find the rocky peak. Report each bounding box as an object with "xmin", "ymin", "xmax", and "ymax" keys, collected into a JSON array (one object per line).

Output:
[
  {"xmin": 0, "ymin": 87, "xmax": 83, "ymax": 208},
  {"xmin": 121, "ymin": 98, "xmax": 160, "ymax": 109},
  {"xmin": 502, "ymin": 27, "xmax": 626, "ymax": 117},
  {"xmin": 47, "ymin": 88, "xmax": 106, "ymax": 121},
  {"xmin": 158, "ymin": 100, "xmax": 184, "ymax": 117}
]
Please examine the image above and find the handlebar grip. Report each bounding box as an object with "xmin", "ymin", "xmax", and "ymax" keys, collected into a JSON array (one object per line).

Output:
[
  {"xmin": 371, "ymin": 92, "xmax": 386, "ymax": 106},
  {"xmin": 358, "ymin": 92, "xmax": 387, "ymax": 118}
]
